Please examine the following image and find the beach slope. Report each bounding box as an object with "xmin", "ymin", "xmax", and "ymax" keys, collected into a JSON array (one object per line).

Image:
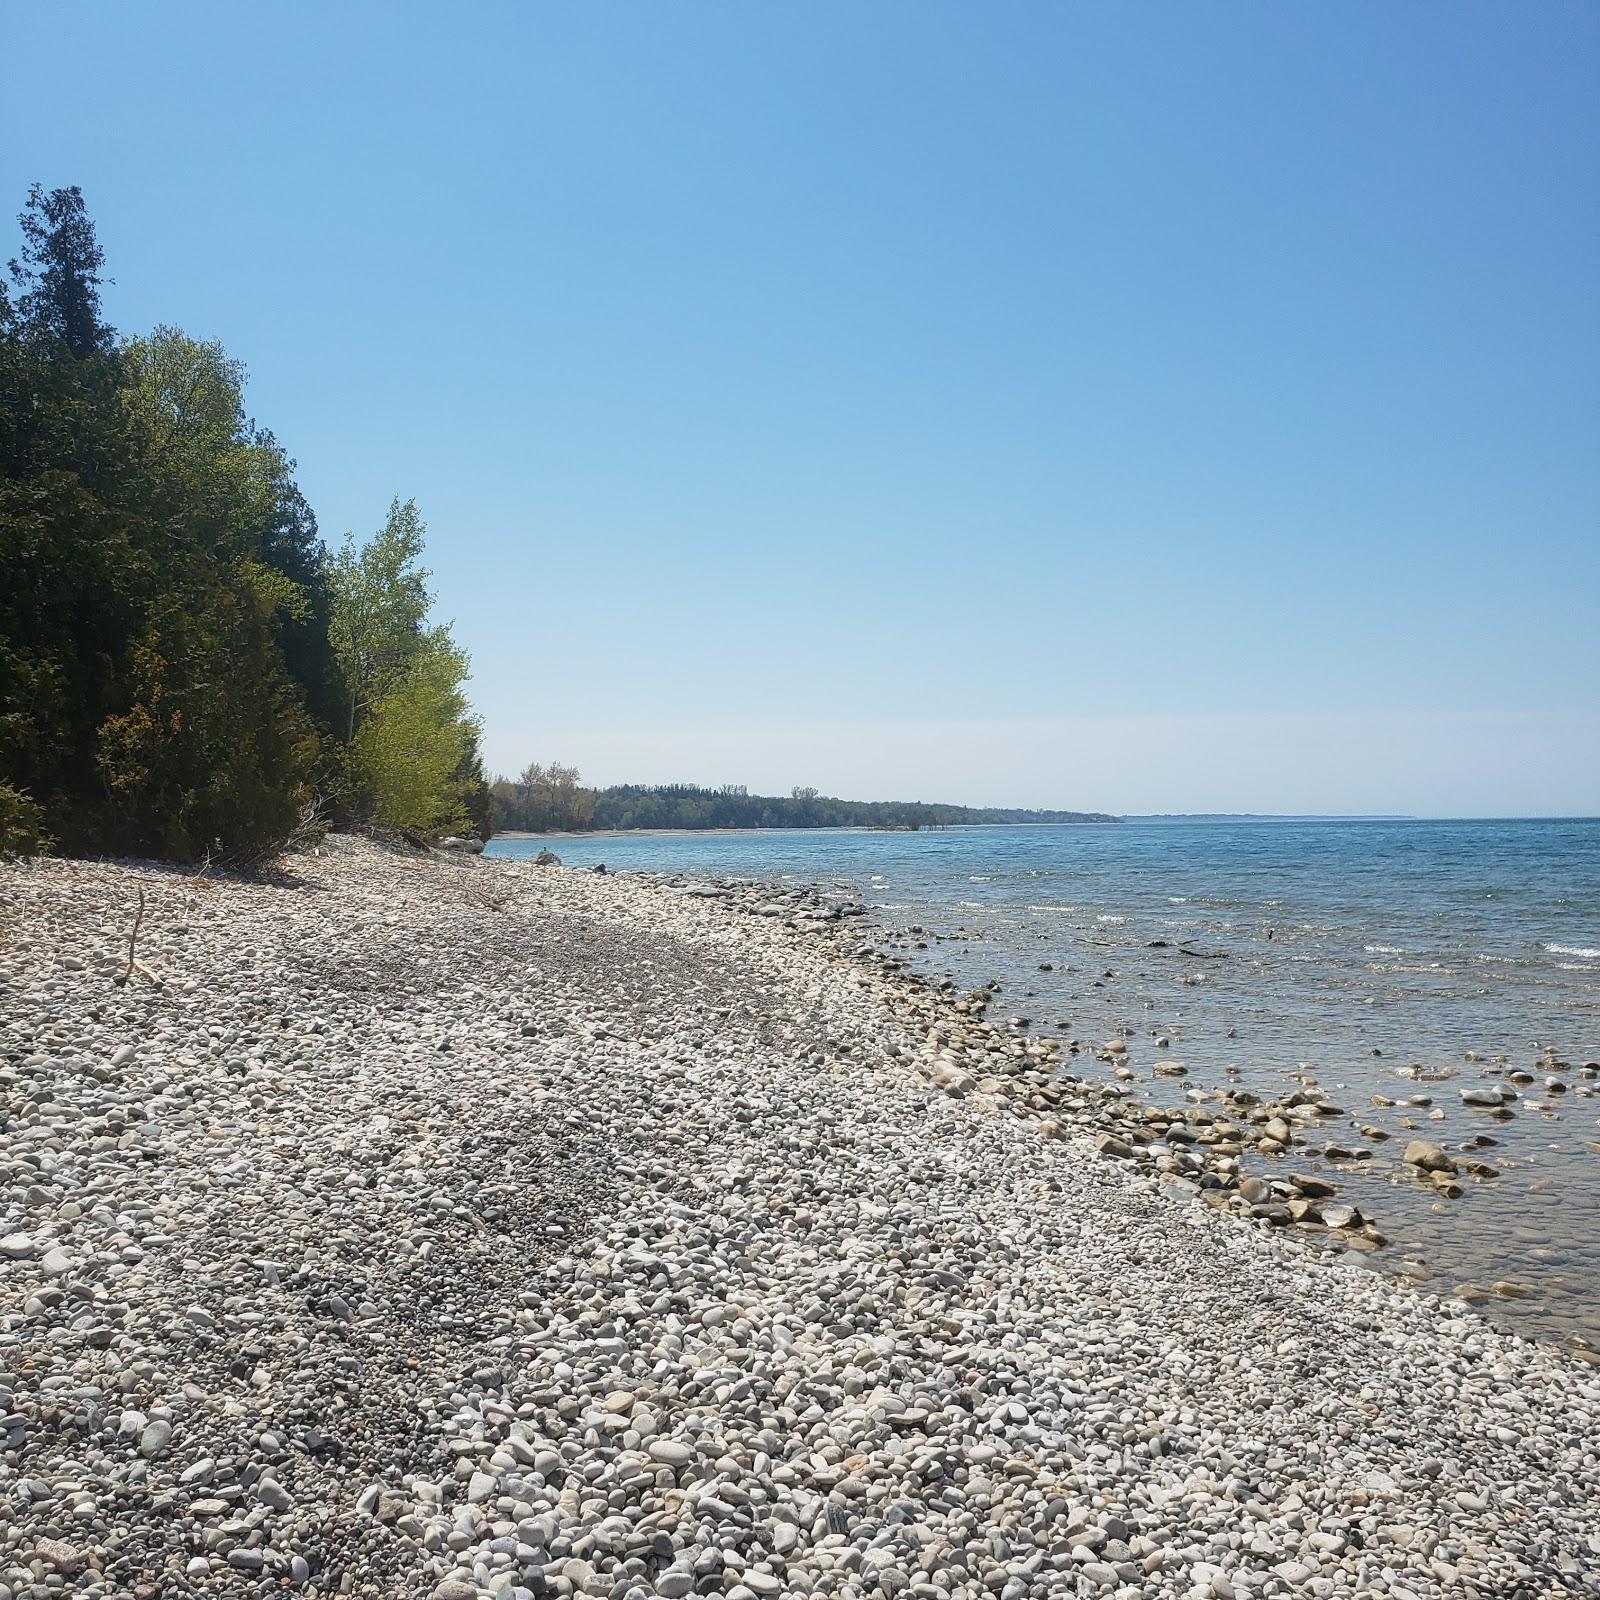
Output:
[{"xmin": 0, "ymin": 840, "xmax": 1593, "ymax": 1598}]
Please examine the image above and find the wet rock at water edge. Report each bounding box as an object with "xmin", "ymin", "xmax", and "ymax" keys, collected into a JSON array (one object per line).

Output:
[{"xmin": 1402, "ymin": 1139, "xmax": 1457, "ymax": 1173}]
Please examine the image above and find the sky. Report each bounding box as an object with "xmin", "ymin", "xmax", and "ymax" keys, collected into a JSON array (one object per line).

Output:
[{"xmin": 4, "ymin": 2, "xmax": 1597, "ymax": 815}]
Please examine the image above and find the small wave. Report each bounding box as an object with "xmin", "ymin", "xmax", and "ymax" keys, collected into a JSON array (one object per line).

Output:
[
  {"xmin": 1168, "ymin": 897, "xmax": 1189, "ymax": 904},
  {"xmin": 1364, "ymin": 944, "xmax": 1405, "ymax": 955},
  {"xmin": 969, "ymin": 875, "xmax": 993, "ymax": 882},
  {"xmin": 1546, "ymin": 943, "xmax": 1599, "ymax": 959},
  {"xmin": 1096, "ymin": 914, "xmax": 1127, "ymax": 924}
]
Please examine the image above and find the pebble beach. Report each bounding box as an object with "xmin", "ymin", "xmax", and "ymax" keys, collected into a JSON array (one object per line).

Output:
[{"xmin": 1, "ymin": 839, "xmax": 1596, "ymax": 1600}]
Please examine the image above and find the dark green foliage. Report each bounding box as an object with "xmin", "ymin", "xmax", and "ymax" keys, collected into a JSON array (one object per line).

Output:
[
  {"xmin": 457, "ymin": 744, "xmax": 493, "ymax": 842},
  {"xmin": 8, "ymin": 184, "xmax": 114, "ymax": 359},
  {"xmin": 0, "ymin": 184, "xmax": 487, "ymax": 863},
  {"xmin": 94, "ymin": 326, "xmax": 327, "ymax": 860},
  {"xmin": 253, "ymin": 433, "xmax": 344, "ymax": 736},
  {"xmin": 1, "ymin": 188, "xmax": 145, "ymax": 848}
]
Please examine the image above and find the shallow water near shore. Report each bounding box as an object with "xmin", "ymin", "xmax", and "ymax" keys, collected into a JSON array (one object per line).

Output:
[{"xmin": 489, "ymin": 817, "xmax": 1600, "ymax": 1352}]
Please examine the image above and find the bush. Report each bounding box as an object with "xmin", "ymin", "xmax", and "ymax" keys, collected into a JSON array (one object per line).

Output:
[{"xmin": 0, "ymin": 782, "xmax": 49, "ymax": 857}]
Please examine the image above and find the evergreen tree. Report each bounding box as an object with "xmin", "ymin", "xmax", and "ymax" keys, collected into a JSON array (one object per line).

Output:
[
  {"xmin": 8, "ymin": 184, "xmax": 114, "ymax": 358},
  {"xmin": 1, "ymin": 185, "xmax": 139, "ymax": 849},
  {"xmin": 2, "ymin": 189, "xmax": 334, "ymax": 860},
  {"xmin": 2, "ymin": 184, "xmax": 493, "ymax": 860}
]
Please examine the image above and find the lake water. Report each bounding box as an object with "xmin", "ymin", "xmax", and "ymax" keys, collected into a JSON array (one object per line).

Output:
[{"xmin": 489, "ymin": 818, "xmax": 1600, "ymax": 1354}]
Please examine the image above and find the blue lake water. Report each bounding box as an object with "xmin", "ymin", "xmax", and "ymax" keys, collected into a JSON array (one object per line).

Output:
[{"xmin": 489, "ymin": 818, "xmax": 1600, "ymax": 1352}]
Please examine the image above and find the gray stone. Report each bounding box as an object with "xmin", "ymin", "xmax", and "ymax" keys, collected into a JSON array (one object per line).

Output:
[{"xmin": 139, "ymin": 1418, "xmax": 173, "ymax": 1458}]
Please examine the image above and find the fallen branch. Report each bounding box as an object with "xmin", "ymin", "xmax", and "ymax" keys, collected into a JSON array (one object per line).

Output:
[{"xmin": 114, "ymin": 888, "xmax": 146, "ymax": 987}]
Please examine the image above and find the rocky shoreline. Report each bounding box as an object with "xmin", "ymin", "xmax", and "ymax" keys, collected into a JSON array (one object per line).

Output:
[
  {"xmin": 651, "ymin": 878, "xmax": 1396, "ymax": 1250},
  {"xmin": 1, "ymin": 840, "xmax": 1596, "ymax": 1599}
]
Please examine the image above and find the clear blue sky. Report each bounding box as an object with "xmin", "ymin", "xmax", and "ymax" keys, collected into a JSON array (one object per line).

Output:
[{"xmin": 5, "ymin": 2, "xmax": 1597, "ymax": 814}]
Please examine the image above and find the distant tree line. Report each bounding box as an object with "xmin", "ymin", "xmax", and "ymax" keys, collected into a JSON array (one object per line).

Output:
[
  {"xmin": 489, "ymin": 773, "xmax": 1116, "ymax": 833},
  {"xmin": 489, "ymin": 762, "xmax": 596, "ymax": 833},
  {"xmin": 0, "ymin": 185, "xmax": 489, "ymax": 859}
]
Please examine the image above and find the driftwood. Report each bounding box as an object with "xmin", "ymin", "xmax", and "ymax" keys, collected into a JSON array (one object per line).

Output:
[
  {"xmin": 114, "ymin": 888, "xmax": 146, "ymax": 987},
  {"xmin": 112, "ymin": 888, "xmax": 163, "ymax": 987}
]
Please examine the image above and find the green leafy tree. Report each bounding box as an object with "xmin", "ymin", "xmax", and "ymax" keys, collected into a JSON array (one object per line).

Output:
[
  {"xmin": 330, "ymin": 498, "xmax": 431, "ymax": 745},
  {"xmin": 351, "ymin": 635, "xmax": 479, "ymax": 836},
  {"xmin": 489, "ymin": 761, "xmax": 596, "ymax": 832},
  {"xmin": 330, "ymin": 500, "xmax": 489, "ymax": 837},
  {"xmin": 99, "ymin": 328, "xmax": 321, "ymax": 858}
]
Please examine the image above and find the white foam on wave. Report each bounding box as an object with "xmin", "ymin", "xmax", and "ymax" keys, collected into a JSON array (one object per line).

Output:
[
  {"xmin": 1096, "ymin": 914, "xmax": 1127, "ymax": 924},
  {"xmin": 1168, "ymin": 897, "xmax": 1189, "ymax": 904},
  {"xmin": 1546, "ymin": 943, "xmax": 1599, "ymax": 960},
  {"xmin": 969, "ymin": 875, "xmax": 993, "ymax": 882},
  {"xmin": 1364, "ymin": 943, "xmax": 1405, "ymax": 955}
]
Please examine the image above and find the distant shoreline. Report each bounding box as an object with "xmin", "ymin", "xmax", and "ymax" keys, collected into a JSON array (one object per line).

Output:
[
  {"xmin": 490, "ymin": 814, "xmax": 1595, "ymax": 841},
  {"xmin": 489, "ymin": 816, "xmax": 1392, "ymax": 840},
  {"xmin": 490, "ymin": 821, "xmax": 1121, "ymax": 841}
]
